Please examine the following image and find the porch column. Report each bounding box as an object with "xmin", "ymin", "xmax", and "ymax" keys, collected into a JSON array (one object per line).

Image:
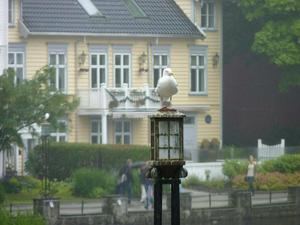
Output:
[{"xmin": 102, "ymin": 113, "xmax": 108, "ymax": 144}]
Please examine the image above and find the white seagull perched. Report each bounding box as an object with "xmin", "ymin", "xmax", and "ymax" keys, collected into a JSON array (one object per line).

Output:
[{"xmin": 155, "ymin": 68, "xmax": 178, "ymax": 107}]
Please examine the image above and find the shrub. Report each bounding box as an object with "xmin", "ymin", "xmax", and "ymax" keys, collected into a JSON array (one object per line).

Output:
[
  {"xmin": 72, "ymin": 168, "xmax": 116, "ymax": 198},
  {"xmin": 0, "ymin": 184, "xmax": 5, "ymax": 204},
  {"xmin": 182, "ymin": 175, "xmax": 202, "ymax": 188},
  {"xmin": 232, "ymin": 172, "xmax": 300, "ymax": 191},
  {"xmin": 182, "ymin": 175, "xmax": 225, "ymax": 190},
  {"xmin": 222, "ymin": 160, "xmax": 247, "ymax": 181},
  {"xmin": 0, "ymin": 207, "xmax": 45, "ymax": 225},
  {"xmin": 260, "ymin": 154, "xmax": 300, "ymax": 173},
  {"xmin": 26, "ymin": 143, "xmax": 149, "ymax": 180},
  {"xmin": 220, "ymin": 146, "xmax": 250, "ymax": 159},
  {"xmin": 17, "ymin": 176, "xmax": 40, "ymax": 191},
  {"xmin": 3, "ymin": 177, "xmax": 22, "ymax": 194}
]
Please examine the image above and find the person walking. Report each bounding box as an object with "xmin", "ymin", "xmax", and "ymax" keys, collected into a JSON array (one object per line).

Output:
[
  {"xmin": 139, "ymin": 164, "xmax": 147, "ymax": 203},
  {"xmin": 123, "ymin": 159, "xmax": 133, "ymax": 204},
  {"xmin": 246, "ymin": 155, "xmax": 256, "ymax": 196}
]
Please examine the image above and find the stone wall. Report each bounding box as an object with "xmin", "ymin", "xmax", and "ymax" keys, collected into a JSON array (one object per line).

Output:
[{"xmin": 35, "ymin": 188, "xmax": 300, "ymax": 225}]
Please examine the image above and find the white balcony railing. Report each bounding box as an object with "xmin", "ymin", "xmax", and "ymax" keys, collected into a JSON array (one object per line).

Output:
[{"xmin": 77, "ymin": 84, "xmax": 160, "ymax": 111}]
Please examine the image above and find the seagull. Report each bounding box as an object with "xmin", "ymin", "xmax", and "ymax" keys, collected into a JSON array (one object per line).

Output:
[{"xmin": 155, "ymin": 68, "xmax": 178, "ymax": 107}]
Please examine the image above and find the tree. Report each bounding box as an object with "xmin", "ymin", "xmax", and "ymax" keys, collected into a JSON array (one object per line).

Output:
[
  {"xmin": 238, "ymin": 0, "xmax": 300, "ymax": 90},
  {"xmin": 0, "ymin": 66, "xmax": 79, "ymax": 152}
]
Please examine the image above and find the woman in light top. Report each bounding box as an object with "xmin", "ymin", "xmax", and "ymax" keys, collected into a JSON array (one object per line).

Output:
[{"xmin": 246, "ymin": 155, "xmax": 256, "ymax": 196}]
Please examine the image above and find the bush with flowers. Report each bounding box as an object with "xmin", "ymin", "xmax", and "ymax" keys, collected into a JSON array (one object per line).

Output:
[{"xmin": 232, "ymin": 172, "xmax": 300, "ymax": 191}]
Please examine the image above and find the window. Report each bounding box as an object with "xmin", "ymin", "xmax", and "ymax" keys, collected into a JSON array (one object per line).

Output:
[
  {"xmin": 153, "ymin": 54, "xmax": 168, "ymax": 87},
  {"xmin": 123, "ymin": 0, "xmax": 146, "ymax": 18},
  {"xmin": 90, "ymin": 53, "xmax": 107, "ymax": 88},
  {"xmin": 190, "ymin": 45, "xmax": 207, "ymax": 94},
  {"xmin": 8, "ymin": 0, "xmax": 14, "ymax": 25},
  {"xmin": 50, "ymin": 120, "xmax": 67, "ymax": 142},
  {"xmin": 114, "ymin": 53, "xmax": 131, "ymax": 87},
  {"xmin": 77, "ymin": 0, "xmax": 103, "ymax": 17},
  {"xmin": 201, "ymin": 0, "xmax": 215, "ymax": 29},
  {"xmin": 49, "ymin": 53, "xmax": 66, "ymax": 92},
  {"xmin": 48, "ymin": 44, "xmax": 67, "ymax": 92},
  {"xmin": 115, "ymin": 120, "xmax": 131, "ymax": 144},
  {"xmin": 8, "ymin": 52, "xmax": 24, "ymax": 85},
  {"xmin": 190, "ymin": 54, "xmax": 206, "ymax": 93},
  {"xmin": 91, "ymin": 119, "xmax": 102, "ymax": 144}
]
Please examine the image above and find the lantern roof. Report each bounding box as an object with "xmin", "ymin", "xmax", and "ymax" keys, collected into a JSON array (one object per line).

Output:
[{"xmin": 149, "ymin": 108, "xmax": 185, "ymax": 119}]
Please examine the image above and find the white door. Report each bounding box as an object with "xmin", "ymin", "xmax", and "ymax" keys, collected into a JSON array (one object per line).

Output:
[{"xmin": 184, "ymin": 115, "xmax": 198, "ymax": 161}]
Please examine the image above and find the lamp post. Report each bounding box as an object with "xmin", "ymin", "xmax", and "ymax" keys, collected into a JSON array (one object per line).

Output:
[
  {"xmin": 148, "ymin": 108, "xmax": 188, "ymax": 225},
  {"xmin": 41, "ymin": 113, "xmax": 51, "ymax": 198}
]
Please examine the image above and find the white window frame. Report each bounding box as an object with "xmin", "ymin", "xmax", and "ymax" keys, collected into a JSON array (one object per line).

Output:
[
  {"xmin": 8, "ymin": 51, "xmax": 25, "ymax": 85},
  {"xmin": 114, "ymin": 120, "xmax": 132, "ymax": 144},
  {"xmin": 90, "ymin": 119, "xmax": 102, "ymax": 144},
  {"xmin": 153, "ymin": 54, "xmax": 169, "ymax": 88},
  {"xmin": 189, "ymin": 45, "xmax": 208, "ymax": 95},
  {"xmin": 50, "ymin": 120, "xmax": 68, "ymax": 142},
  {"xmin": 8, "ymin": 0, "xmax": 15, "ymax": 26},
  {"xmin": 113, "ymin": 53, "xmax": 131, "ymax": 88},
  {"xmin": 152, "ymin": 46, "xmax": 170, "ymax": 88},
  {"xmin": 90, "ymin": 53, "xmax": 107, "ymax": 88},
  {"xmin": 200, "ymin": 0, "xmax": 216, "ymax": 30},
  {"xmin": 48, "ymin": 52, "xmax": 67, "ymax": 92}
]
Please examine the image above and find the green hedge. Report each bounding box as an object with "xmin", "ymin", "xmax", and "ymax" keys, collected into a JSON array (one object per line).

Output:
[
  {"xmin": 0, "ymin": 184, "xmax": 5, "ymax": 204},
  {"xmin": 72, "ymin": 168, "xmax": 116, "ymax": 198},
  {"xmin": 26, "ymin": 143, "xmax": 149, "ymax": 180},
  {"xmin": 260, "ymin": 154, "xmax": 300, "ymax": 173}
]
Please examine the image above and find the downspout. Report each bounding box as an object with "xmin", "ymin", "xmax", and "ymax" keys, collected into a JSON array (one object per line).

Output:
[
  {"xmin": 74, "ymin": 38, "xmax": 80, "ymax": 142},
  {"xmin": 219, "ymin": 0, "xmax": 224, "ymax": 148}
]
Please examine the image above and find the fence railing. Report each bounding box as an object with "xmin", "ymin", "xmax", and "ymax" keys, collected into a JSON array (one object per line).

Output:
[{"xmin": 4, "ymin": 190, "xmax": 291, "ymax": 215}]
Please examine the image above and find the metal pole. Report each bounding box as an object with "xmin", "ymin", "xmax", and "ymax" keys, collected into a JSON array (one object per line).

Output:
[
  {"xmin": 171, "ymin": 179, "xmax": 180, "ymax": 225},
  {"xmin": 81, "ymin": 200, "xmax": 84, "ymax": 215},
  {"xmin": 154, "ymin": 179, "xmax": 163, "ymax": 225}
]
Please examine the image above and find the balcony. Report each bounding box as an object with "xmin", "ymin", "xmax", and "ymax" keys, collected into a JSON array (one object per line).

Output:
[{"xmin": 77, "ymin": 84, "xmax": 161, "ymax": 116}]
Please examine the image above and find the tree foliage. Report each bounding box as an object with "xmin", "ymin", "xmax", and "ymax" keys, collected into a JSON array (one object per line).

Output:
[
  {"xmin": 238, "ymin": 0, "xmax": 300, "ymax": 90},
  {"xmin": 0, "ymin": 67, "xmax": 79, "ymax": 151}
]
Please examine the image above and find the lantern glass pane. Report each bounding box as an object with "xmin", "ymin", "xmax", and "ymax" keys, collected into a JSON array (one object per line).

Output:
[
  {"xmin": 170, "ymin": 148, "xmax": 180, "ymax": 159},
  {"xmin": 158, "ymin": 121, "xmax": 169, "ymax": 160},
  {"xmin": 159, "ymin": 149, "xmax": 169, "ymax": 159}
]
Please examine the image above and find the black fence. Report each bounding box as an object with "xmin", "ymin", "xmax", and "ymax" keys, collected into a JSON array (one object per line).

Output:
[{"xmin": 4, "ymin": 190, "xmax": 291, "ymax": 215}]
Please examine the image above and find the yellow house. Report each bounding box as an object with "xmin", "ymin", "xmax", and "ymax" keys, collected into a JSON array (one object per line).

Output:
[{"xmin": 8, "ymin": 0, "xmax": 223, "ymax": 161}]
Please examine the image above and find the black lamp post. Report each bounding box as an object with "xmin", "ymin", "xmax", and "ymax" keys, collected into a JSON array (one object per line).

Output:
[
  {"xmin": 41, "ymin": 113, "xmax": 51, "ymax": 198},
  {"xmin": 148, "ymin": 108, "xmax": 188, "ymax": 225}
]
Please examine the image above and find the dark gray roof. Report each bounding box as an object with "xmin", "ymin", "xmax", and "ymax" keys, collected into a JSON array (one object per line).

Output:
[{"xmin": 22, "ymin": 0, "xmax": 203, "ymax": 38}]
